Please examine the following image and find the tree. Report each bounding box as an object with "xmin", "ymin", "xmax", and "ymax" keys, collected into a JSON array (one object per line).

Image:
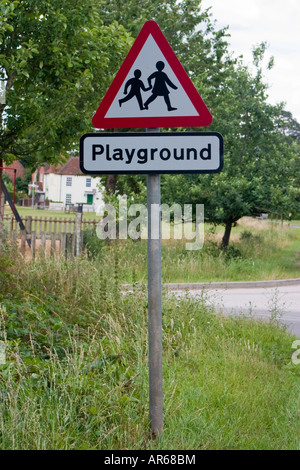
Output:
[
  {"xmin": 15, "ymin": 166, "xmax": 32, "ymax": 193},
  {"xmin": 279, "ymin": 110, "xmax": 300, "ymax": 143},
  {"xmin": 0, "ymin": 0, "xmax": 132, "ymax": 218},
  {"xmin": 162, "ymin": 44, "xmax": 300, "ymax": 247}
]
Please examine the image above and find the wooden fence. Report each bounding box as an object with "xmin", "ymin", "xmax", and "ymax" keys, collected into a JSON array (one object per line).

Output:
[
  {"xmin": 3, "ymin": 215, "xmax": 98, "ymax": 235},
  {"xmin": 2, "ymin": 215, "xmax": 99, "ymax": 258}
]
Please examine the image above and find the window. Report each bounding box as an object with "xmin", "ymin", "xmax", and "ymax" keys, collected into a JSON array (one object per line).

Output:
[
  {"xmin": 66, "ymin": 194, "xmax": 72, "ymax": 204},
  {"xmin": 86, "ymin": 178, "xmax": 92, "ymax": 188},
  {"xmin": 66, "ymin": 177, "xmax": 72, "ymax": 186}
]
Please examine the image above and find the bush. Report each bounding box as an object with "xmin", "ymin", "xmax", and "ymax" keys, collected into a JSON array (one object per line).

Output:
[
  {"xmin": 240, "ymin": 229, "xmax": 264, "ymax": 244},
  {"xmin": 201, "ymin": 240, "xmax": 221, "ymax": 258},
  {"xmin": 82, "ymin": 228, "xmax": 104, "ymax": 259},
  {"xmin": 224, "ymin": 244, "xmax": 243, "ymax": 260}
]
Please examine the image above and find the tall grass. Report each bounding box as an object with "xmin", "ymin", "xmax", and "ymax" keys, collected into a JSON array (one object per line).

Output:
[
  {"xmin": 0, "ymin": 241, "xmax": 299, "ymax": 449},
  {"xmin": 82, "ymin": 217, "xmax": 300, "ymax": 283}
]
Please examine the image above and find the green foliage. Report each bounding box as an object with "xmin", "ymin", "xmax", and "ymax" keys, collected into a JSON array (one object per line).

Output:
[
  {"xmin": 0, "ymin": 253, "xmax": 15, "ymax": 292},
  {"xmin": 82, "ymin": 227, "xmax": 105, "ymax": 260},
  {"xmin": 0, "ymin": 0, "xmax": 133, "ymax": 164},
  {"xmin": 1, "ymin": 173, "xmax": 19, "ymax": 202},
  {"xmin": 2, "ymin": 173, "xmax": 12, "ymax": 190},
  {"xmin": 161, "ymin": 46, "xmax": 300, "ymax": 246},
  {"xmin": 0, "ymin": 245, "xmax": 299, "ymax": 449},
  {"xmin": 15, "ymin": 167, "xmax": 32, "ymax": 192}
]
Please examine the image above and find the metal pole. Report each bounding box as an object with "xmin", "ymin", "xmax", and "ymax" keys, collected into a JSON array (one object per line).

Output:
[{"xmin": 147, "ymin": 127, "xmax": 163, "ymax": 437}]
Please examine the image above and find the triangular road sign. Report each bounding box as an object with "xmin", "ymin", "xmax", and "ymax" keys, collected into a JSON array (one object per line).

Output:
[{"xmin": 92, "ymin": 21, "xmax": 212, "ymax": 129}]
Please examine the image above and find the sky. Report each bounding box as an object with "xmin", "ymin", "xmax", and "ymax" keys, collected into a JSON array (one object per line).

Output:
[{"xmin": 201, "ymin": 0, "xmax": 300, "ymax": 122}]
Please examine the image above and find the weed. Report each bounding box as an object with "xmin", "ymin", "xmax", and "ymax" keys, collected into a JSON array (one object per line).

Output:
[{"xmin": 82, "ymin": 227, "xmax": 104, "ymax": 259}]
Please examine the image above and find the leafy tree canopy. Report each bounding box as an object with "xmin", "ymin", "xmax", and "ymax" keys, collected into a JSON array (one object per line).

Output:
[
  {"xmin": 0, "ymin": 0, "xmax": 132, "ymax": 166},
  {"xmin": 162, "ymin": 45, "xmax": 300, "ymax": 246}
]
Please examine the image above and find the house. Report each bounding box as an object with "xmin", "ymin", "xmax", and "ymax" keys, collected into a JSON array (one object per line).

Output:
[
  {"xmin": 31, "ymin": 156, "xmax": 104, "ymax": 212},
  {"xmin": 3, "ymin": 160, "xmax": 25, "ymax": 181}
]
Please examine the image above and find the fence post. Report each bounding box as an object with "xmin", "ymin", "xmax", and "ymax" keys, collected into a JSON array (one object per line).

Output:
[
  {"xmin": 76, "ymin": 204, "xmax": 83, "ymax": 256},
  {"xmin": 66, "ymin": 233, "xmax": 72, "ymax": 258},
  {"xmin": 20, "ymin": 230, "xmax": 26, "ymax": 256},
  {"xmin": 31, "ymin": 231, "xmax": 36, "ymax": 260},
  {"xmin": 41, "ymin": 232, "xmax": 46, "ymax": 257},
  {"xmin": 71, "ymin": 232, "xmax": 76, "ymax": 257},
  {"xmin": 61, "ymin": 232, "xmax": 66, "ymax": 257},
  {"xmin": 50, "ymin": 233, "xmax": 56, "ymax": 257},
  {"xmin": 26, "ymin": 216, "xmax": 32, "ymax": 235}
]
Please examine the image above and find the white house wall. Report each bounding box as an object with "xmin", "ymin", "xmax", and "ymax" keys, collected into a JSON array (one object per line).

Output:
[
  {"xmin": 44, "ymin": 174, "xmax": 62, "ymax": 202},
  {"xmin": 44, "ymin": 174, "xmax": 104, "ymax": 211}
]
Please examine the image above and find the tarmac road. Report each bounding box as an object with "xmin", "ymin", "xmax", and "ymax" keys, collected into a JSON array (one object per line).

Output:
[{"xmin": 167, "ymin": 281, "xmax": 300, "ymax": 337}]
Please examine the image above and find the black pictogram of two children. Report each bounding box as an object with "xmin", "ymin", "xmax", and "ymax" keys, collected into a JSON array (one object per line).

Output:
[{"xmin": 119, "ymin": 61, "xmax": 177, "ymax": 112}]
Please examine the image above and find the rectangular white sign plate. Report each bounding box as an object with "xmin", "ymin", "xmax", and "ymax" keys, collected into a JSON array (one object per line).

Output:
[{"xmin": 80, "ymin": 132, "xmax": 223, "ymax": 174}]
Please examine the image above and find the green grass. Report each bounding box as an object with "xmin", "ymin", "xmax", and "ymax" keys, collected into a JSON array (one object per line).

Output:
[
  {"xmin": 3, "ymin": 206, "xmax": 300, "ymax": 282},
  {"xmin": 0, "ymin": 243, "xmax": 299, "ymax": 450},
  {"xmin": 4, "ymin": 205, "xmax": 101, "ymax": 220},
  {"xmin": 82, "ymin": 217, "xmax": 300, "ymax": 283},
  {"xmin": 163, "ymin": 218, "xmax": 300, "ymax": 282}
]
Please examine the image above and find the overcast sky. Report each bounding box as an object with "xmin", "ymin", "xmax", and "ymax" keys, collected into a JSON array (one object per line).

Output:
[{"xmin": 201, "ymin": 0, "xmax": 300, "ymax": 122}]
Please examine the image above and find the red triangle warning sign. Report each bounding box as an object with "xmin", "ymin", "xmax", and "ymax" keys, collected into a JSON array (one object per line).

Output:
[{"xmin": 92, "ymin": 21, "xmax": 212, "ymax": 129}]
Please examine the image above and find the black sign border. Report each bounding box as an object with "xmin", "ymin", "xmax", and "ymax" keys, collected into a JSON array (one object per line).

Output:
[{"xmin": 80, "ymin": 132, "xmax": 223, "ymax": 175}]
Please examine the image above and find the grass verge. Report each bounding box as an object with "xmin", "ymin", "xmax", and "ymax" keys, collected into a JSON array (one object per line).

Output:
[{"xmin": 0, "ymin": 243, "xmax": 299, "ymax": 450}]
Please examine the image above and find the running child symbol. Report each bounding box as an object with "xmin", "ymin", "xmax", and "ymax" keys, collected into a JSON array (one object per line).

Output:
[
  {"xmin": 144, "ymin": 61, "xmax": 178, "ymax": 111},
  {"xmin": 119, "ymin": 69, "xmax": 151, "ymax": 110}
]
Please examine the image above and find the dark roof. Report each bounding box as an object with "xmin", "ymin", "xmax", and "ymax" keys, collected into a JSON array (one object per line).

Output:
[{"xmin": 44, "ymin": 156, "xmax": 83, "ymax": 176}]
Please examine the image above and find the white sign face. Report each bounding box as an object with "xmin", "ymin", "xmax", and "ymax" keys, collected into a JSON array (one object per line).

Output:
[
  {"xmin": 105, "ymin": 35, "xmax": 198, "ymax": 119},
  {"xmin": 80, "ymin": 132, "xmax": 223, "ymax": 174}
]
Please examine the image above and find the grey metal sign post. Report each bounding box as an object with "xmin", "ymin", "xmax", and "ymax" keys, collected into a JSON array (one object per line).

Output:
[
  {"xmin": 81, "ymin": 18, "xmax": 224, "ymax": 440},
  {"xmin": 146, "ymin": 128, "xmax": 163, "ymax": 437},
  {"xmin": 80, "ymin": 129, "xmax": 223, "ymax": 438}
]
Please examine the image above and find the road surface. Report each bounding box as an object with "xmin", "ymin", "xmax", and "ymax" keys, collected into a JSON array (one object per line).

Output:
[{"xmin": 168, "ymin": 282, "xmax": 300, "ymax": 337}]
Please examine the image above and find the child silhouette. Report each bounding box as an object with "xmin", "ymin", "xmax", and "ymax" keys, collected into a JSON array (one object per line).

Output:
[
  {"xmin": 119, "ymin": 69, "xmax": 151, "ymax": 110},
  {"xmin": 144, "ymin": 61, "xmax": 178, "ymax": 111}
]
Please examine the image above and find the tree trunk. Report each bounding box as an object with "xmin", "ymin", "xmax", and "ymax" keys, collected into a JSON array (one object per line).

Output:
[
  {"xmin": 221, "ymin": 219, "xmax": 233, "ymax": 250},
  {"xmin": 105, "ymin": 174, "xmax": 117, "ymax": 195},
  {"xmin": 0, "ymin": 73, "xmax": 16, "ymax": 228},
  {"xmin": 0, "ymin": 158, "xmax": 3, "ymax": 231}
]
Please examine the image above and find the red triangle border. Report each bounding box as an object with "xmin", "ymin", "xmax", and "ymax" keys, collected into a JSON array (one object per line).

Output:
[{"xmin": 92, "ymin": 21, "xmax": 212, "ymax": 129}]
